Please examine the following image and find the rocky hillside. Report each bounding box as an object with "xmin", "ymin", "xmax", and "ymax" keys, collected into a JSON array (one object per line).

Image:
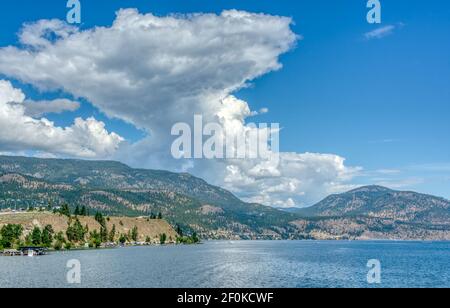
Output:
[
  {"xmin": 291, "ymin": 185, "xmax": 450, "ymax": 240},
  {"xmin": 0, "ymin": 155, "xmax": 298, "ymax": 240},
  {"xmin": 289, "ymin": 216, "xmax": 450, "ymax": 241},
  {"xmin": 296, "ymin": 185, "xmax": 450, "ymax": 226},
  {"xmin": 1, "ymin": 156, "xmax": 449, "ymax": 241}
]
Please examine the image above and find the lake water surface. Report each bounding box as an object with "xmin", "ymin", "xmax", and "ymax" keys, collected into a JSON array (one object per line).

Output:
[{"xmin": 1, "ymin": 241, "xmax": 449, "ymax": 288}]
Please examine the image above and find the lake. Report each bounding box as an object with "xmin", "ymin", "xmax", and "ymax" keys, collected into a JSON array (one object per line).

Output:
[{"xmin": 1, "ymin": 241, "xmax": 449, "ymax": 288}]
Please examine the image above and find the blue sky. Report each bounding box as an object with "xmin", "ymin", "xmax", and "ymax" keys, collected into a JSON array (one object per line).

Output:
[{"xmin": 0, "ymin": 0, "xmax": 449, "ymax": 203}]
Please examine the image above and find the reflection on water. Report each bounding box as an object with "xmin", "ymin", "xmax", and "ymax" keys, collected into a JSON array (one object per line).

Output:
[{"xmin": 0, "ymin": 241, "xmax": 449, "ymax": 288}]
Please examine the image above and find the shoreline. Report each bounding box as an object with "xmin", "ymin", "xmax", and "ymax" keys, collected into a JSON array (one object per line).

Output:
[
  {"xmin": 3, "ymin": 239, "xmax": 448, "ymax": 257},
  {"xmin": 1, "ymin": 242, "xmax": 202, "ymax": 257}
]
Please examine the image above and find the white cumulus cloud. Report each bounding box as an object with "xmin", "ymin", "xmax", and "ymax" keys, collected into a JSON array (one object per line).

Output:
[
  {"xmin": 0, "ymin": 80, "xmax": 123, "ymax": 158},
  {"xmin": 0, "ymin": 9, "xmax": 362, "ymax": 207}
]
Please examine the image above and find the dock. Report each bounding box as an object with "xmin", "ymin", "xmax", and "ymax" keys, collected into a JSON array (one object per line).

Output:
[
  {"xmin": 1, "ymin": 247, "xmax": 47, "ymax": 257},
  {"xmin": 0, "ymin": 249, "xmax": 22, "ymax": 256}
]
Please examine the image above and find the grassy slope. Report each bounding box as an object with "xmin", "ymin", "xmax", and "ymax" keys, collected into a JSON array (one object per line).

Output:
[{"xmin": 0, "ymin": 212, "xmax": 178, "ymax": 243}]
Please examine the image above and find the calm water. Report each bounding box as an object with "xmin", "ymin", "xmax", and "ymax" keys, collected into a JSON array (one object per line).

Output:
[{"xmin": 0, "ymin": 241, "xmax": 449, "ymax": 288}]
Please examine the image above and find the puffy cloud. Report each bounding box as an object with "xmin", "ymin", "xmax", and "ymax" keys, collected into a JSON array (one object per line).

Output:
[
  {"xmin": 0, "ymin": 9, "xmax": 361, "ymax": 207},
  {"xmin": 23, "ymin": 98, "xmax": 80, "ymax": 117},
  {"xmin": 0, "ymin": 80, "xmax": 123, "ymax": 158},
  {"xmin": 19, "ymin": 19, "xmax": 78, "ymax": 48},
  {"xmin": 0, "ymin": 9, "xmax": 297, "ymax": 130},
  {"xmin": 221, "ymin": 152, "xmax": 362, "ymax": 207}
]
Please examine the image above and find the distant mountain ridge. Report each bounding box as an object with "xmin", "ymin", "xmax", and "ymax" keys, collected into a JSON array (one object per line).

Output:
[
  {"xmin": 282, "ymin": 185, "xmax": 450, "ymax": 240},
  {"xmin": 295, "ymin": 185, "xmax": 450, "ymax": 226},
  {"xmin": 0, "ymin": 155, "xmax": 300, "ymax": 240},
  {"xmin": 1, "ymin": 155, "xmax": 449, "ymax": 240}
]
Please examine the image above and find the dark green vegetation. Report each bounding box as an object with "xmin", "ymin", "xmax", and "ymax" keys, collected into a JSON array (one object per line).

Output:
[
  {"xmin": 0, "ymin": 207, "xmax": 181, "ymax": 251},
  {"xmin": 0, "ymin": 224, "xmax": 23, "ymax": 249},
  {"xmin": 1, "ymin": 156, "xmax": 449, "ymax": 240},
  {"xmin": 0, "ymin": 223, "xmax": 54, "ymax": 249}
]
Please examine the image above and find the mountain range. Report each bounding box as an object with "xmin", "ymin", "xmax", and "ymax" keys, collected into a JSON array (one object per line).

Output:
[
  {"xmin": 295, "ymin": 185, "xmax": 450, "ymax": 226},
  {"xmin": 290, "ymin": 185, "xmax": 450, "ymax": 240},
  {"xmin": 1, "ymin": 155, "xmax": 449, "ymax": 240}
]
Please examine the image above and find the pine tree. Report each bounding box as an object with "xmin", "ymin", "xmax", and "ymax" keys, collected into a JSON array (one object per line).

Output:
[
  {"xmin": 60, "ymin": 204, "xmax": 71, "ymax": 217},
  {"xmin": 31, "ymin": 226, "xmax": 42, "ymax": 246},
  {"xmin": 100, "ymin": 226, "xmax": 108, "ymax": 243},
  {"xmin": 192, "ymin": 232, "xmax": 200, "ymax": 243},
  {"xmin": 131, "ymin": 226, "xmax": 138, "ymax": 242},
  {"xmin": 109, "ymin": 224, "xmax": 116, "ymax": 242},
  {"xmin": 41, "ymin": 225, "xmax": 54, "ymax": 247},
  {"xmin": 159, "ymin": 233, "xmax": 167, "ymax": 245},
  {"xmin": 66, "ymin": 218, "xmax": 87, "ymax": 243},
  {"xmin": 95, "ymin": 212, "xmax": 105, "ymax": 224},
  {"xmin": 0, "ymin": 224, "xmax": 23, "ymax": 248},
  {"xmin": 176, "ymin": 224, "xmax": 183, "ymax": 237}
]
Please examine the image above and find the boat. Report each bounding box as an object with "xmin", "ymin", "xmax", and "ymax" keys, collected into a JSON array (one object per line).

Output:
[{"xmin": 19, "ymin": 247, "xmax": 47, "ymax": 256}]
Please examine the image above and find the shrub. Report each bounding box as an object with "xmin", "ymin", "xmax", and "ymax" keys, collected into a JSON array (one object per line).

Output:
[
  {"xmin": 53, "ymin": 241, "xmax": 63, "ymax": 251},
  {"xmin": 89, "ymin": 230, "xmax": 102, "ymax": 248}
]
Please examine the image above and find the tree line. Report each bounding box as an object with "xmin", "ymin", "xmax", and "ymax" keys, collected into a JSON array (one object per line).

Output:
[{"xmin": 1, "ymin": 205, "xmax": 199, "ymax": 251}]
